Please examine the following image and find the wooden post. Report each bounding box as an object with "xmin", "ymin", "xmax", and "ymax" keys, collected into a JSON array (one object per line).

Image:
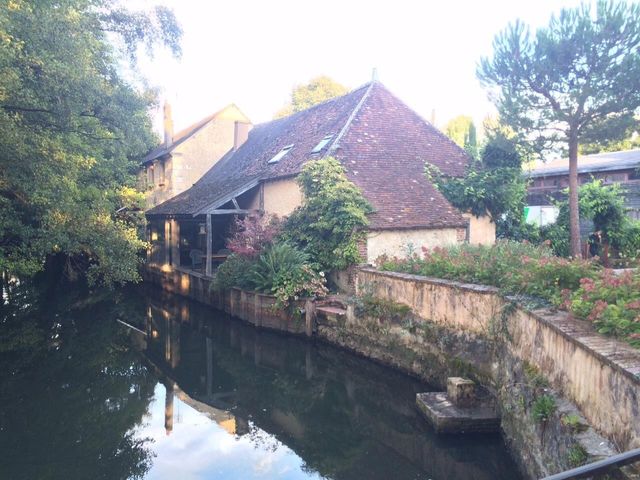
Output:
[
  {"xmin": 164, "ymin": 219, "xmax": 171, "ymax": 267},
  {"xmin": 170, "ymin": 219, "xmax": 180, "ymax": 267},
  {"xmin": 305, "ymin": 299, "xmax": 315, "ymax": 337},
  {"xmin": 205, "ymin": 214, "xmax": 212, "ymax": 277}
]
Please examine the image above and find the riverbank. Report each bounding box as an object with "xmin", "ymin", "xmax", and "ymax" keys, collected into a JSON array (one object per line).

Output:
[{"xmin": 143, "ymin": 263, "xmax": 640, "ymax": 479}]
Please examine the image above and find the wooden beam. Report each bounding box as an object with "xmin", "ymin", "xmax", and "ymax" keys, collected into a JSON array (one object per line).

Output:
[
  {"xmin": 205, "ymin": 214, "xmax": 212, "ymax": 277},
  {"xmin": 207, "ymin": 208, "xmax": 257, "ymax": 215}
]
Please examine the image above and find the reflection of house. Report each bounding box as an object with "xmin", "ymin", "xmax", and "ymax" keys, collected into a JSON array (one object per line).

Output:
[
  {"xmin": 140, "ymin": 103, "xmax": 252, "ymax": 208},
  {"xmin": 525, "ymin": 149, "xmax": 640, "ymax": 225},
  {"xmin": 145, "ymin": 81, "xmax": 495, "ymax": 274}
]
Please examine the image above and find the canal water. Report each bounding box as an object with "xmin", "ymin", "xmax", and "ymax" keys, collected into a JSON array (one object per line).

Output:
[{"xmin": 0, "ymin": 283, "xmax": 522, "ymax": 480}]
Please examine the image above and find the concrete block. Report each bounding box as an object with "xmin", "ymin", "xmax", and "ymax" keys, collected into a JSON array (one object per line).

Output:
[{"xmin": 447, "ymin": 377, "xmax": 476, "ymax": 407}]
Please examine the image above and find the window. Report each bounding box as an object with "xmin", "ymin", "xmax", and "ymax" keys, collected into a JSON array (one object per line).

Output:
[
  {"xmin": 311, "ymin": 134, "xmax": 334, "ymax": 154},
  {"xmin": 148, "ymin": 165, "xmax": 155, "ymax": 186},
  {"xmin": 268, "ymin": 144, "xmax": 294, "ymax": 164}
]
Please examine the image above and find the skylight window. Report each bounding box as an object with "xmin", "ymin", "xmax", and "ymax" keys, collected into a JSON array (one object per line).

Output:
[
  {"xmin": 268, "ymin": 144, "xmax": 294, "ymax": 164},
  {"xmin": 311, "ymin": 134, "xmax": 334, "ymax": 154}
]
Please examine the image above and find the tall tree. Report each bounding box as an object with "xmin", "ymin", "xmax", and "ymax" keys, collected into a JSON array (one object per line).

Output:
[
  {"xmin": 0, "ymin": 1, "xmax": 181, "ymax": 285},
  {"xmin": 444, "ymin": 115, "xmax": 479, "ymax": 159},
  {"xmin": 478, "ymin": 1, "xmax": 640, "ymax": 257},
  {"xmin": 274, "ymin": 76, "xmax": 348, "ymax": 118}
]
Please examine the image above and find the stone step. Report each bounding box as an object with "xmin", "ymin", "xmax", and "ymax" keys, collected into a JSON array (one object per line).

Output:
[
  {"xmin": 316, "ymin": 305, "xmax": 347, "ymax": 317},
  {"xmin": 416, "ymin": 392, "xmax": 500, "ymax": 434}
]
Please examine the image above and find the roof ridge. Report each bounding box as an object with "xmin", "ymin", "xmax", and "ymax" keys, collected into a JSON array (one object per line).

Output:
[
  {"xmin": 325, "ymin": 82, "xmax": 375, "ymax": 156},
  {"xmin": 259, "ymin": 82, "xmax": 373, "ymax": 128}
]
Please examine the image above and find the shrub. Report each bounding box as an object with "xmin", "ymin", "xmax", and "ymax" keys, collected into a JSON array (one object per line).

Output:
[
  {"xmin": 249, "ymin": 242, "xmax": 328, "ymax": 308},
  {"xmin": 214, "ymin": 254, "xmax": 254, "ymax": 290},
  {"xmin": 226, "ymin": 214, "xmax": 281, "ymax": 258},
  {"xmin": 566, "ymin": 270, "xmax": 640, "ymax": 347},
  {"xmin": 532, "ymin": 394, "xmax": 557, "ymax": 423},
  {"xmin": 567, "ymin": 444, "xmax": 588, "ymax": 468},
  {"xmin": 377, "ymin": 241, "xmax": 596, "ymax": 304},
  {"xmin": 281, "ymin": 157, "xmax": 372, "ymax": 271}
]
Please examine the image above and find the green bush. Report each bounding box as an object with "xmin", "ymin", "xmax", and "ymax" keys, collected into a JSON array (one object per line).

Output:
[
  {"xmin": 377, "ymin": 241, "xmax": 596, "ymax": 304},
  {"xmin": 214, "ymin": 254, "xmax": 254, "ymax": 290},
  {"xmin": 281, "ymin": 157, "xmax": 372, "ymax": 271},
  {"xmin": 532, "ymin": 394, "xmax": 557, "ymax": 423},
  {"xmin": 216, "ymin": 243, "xmax": 328, "ymax": 309}
]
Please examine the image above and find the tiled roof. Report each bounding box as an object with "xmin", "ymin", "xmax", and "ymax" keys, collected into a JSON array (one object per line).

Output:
[
  {"xmin": 147, "ymin": 82, "xmax": 471, "ymax": 230},
  {"xmin": 336, "ymin": 83, "xmax": 468, "ymax": 229}
]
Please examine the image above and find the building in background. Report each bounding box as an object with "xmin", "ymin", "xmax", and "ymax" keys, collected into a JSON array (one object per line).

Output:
[
  {"xmin": 145, "ymin": 81, "xmax": 496, "ymax": 275},
  {"xmin": 140, "ymin": 103, "xmax": 252, "ymax": 208},
  {"xmin": 525, "ymin": 149, "xmax": 640, "ymax": 226}
]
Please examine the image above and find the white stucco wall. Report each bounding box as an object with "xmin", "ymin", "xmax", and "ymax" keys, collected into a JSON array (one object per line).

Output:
[
  {"xmin": 462, "ymin": 213, "xmax": 496, "ymax": 245},
  {"xmin": 366, "ymin": 228, "xmax": 462, "ymax": 263}
]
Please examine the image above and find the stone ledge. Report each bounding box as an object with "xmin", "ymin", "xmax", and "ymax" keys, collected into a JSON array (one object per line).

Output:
[
  {"xmin": 416, "ymin": 392, "xmax": 500, "ymax": 434},
  {"xmin": 359, "ymin": 267, "xmax": 500, "ymax": 294}
]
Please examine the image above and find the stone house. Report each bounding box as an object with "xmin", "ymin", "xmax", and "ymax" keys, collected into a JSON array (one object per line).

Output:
[
  {"xmin": 140, "ymin": 103, "xmax": 252, "ymax": 208},
  {"xmin": 145, "ymin": 81, "xmax": 495, "ymax": 274}
]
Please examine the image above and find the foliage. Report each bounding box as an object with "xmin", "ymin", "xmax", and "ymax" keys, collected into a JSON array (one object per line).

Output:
[
  {"xmin": 377, "ymin": 241, "xmax": 597, "ymax": 305},
  {"xmin": 215, "ymin": 243, "xmax": 327, "ymax": 309},
  {"xmin": 214, "ymin": 254, "xmax": 255, "ymax": 291},
  {"xmin": 274, "ymin": 76, "xmax": 348, "ymax": 118},
  {"xmin": 532, "ymin": 394, "xmax": 557, "ymax": 424},
  {"xmin": 444, "ymin": 115, "xmax": 478, "ymax": 159},
  {"xmin": 428, "ymin": 120, "xmax": 532, "ymax": 240},
  {"xmin": 580, "ymin": 120, "xmax": 640, "ymax": 154},
  {"xmin": 539, "ymin": 222, "xmax": 570, "ymax": 258},
  {"xmin": 282, "ymin": 157, "xmax": 372, "ymax": 271},
  {"xmin": 0, "ymin": 0, "xmax": 182, "ymax": 285},
  {"xmin": 226, "ymin": 214, "xmax": 281, "ymax": 258},
  {"xmin": 523, "ymin": 360, "xmax": 550, "ymax": 389},
  {"xmin": 250, "ymin": 243, "xmax": 328, "ymax": 308},
  {"xmin": 565, "ymin": 271, "xmax": 640, "ymax": 347},
  {"xmin": 567, "ymin": 444, "xmax": 589, "ymax": 468},
  {"xmin": 478, "ymin": 0, "xmax": 640, "ymax": 256},
  {"xmin": 541, "ymin": 180, "xmax": 640, "ymax": 262},
  {"xmin": 561, "ymin": 414, "xmax": 587, "ymax": 433}
]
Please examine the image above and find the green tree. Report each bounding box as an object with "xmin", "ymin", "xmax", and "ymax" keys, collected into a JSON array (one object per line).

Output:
[
  {"xmin": 444, "ymin": 115, "xmax": 479, "ymax": 159},
  {"xmin": 282, "ymin": 157, "xmax": 372, "ymax": 271},
  {"xmin": 427, "ymin": 121, "xmax": 536, "ymax": 240},
  {"xmin": 580, "ymin": 121, "xmax": 640, "ymax": 154},
  {"xmin": 274, "ymin": 76, "xmax": 348, "ymax": 119},
  {"xmin": 478, "ymin": 1, "xmax": 640, "ymax": 257},
  {"xmin": 0, "ymin": 0, "xmax": 182, "ymax": 285}
]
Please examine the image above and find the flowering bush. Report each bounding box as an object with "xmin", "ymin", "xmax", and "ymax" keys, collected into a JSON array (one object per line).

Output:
[
  {"xmin": 226, "ymin": 214, "xmax": 281, "ymax": 258},
  {"xmin": 377, "ymin": 241, "xmax": 596, "ymax": 304},
  {"xmin": 565, "ymin": 271, "xmax": 640, "ymax": 347}
]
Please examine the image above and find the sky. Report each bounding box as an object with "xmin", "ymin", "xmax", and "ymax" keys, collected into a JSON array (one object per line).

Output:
[{"xmin": 139, "ymin": 0, "xmax": 588, "ymax": 136}]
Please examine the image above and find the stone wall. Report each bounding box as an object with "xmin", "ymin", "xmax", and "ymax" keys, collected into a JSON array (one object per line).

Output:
[{"xmin": 355, "ymin": 268, "xmax": 640, "ymax": 452}]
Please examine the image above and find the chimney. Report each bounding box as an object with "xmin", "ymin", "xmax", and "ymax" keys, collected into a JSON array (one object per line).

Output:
[
  {"xmin": 233, "ymin": 121, "xmax": 250, "ymax": 151},
  {"xmin": 163, "ymin": 102, "xmax": 173, "ymax": 148}
]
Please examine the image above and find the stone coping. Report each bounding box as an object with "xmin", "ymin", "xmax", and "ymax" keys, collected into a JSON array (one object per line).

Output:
[
  {"xmin": 358, "ymin": 267, "xmax": 640, "ymax": 384},
  {"xmin": 359, "ymin": 267, "xmax": 500, "ymax": 294}
]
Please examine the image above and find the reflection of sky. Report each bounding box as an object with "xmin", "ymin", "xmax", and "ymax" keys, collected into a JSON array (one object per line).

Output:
[{"xmin": 136, "ymin": 384, "xmax": 326, "ymax": 480}]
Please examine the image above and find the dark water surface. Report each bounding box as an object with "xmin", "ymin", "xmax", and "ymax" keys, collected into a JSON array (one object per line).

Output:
[{"xmin": 0, "ymin": 283, "xmax": 522, "ymax": 480}]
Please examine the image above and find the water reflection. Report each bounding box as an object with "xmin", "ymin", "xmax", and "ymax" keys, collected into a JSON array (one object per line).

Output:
[
  {"xmin": 137, "ymin": 290, "xmax": 521, "ymax": 480},
  {"xmin": 0, "ymin": 283, "xmax": 521, "ymax": 480}
]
